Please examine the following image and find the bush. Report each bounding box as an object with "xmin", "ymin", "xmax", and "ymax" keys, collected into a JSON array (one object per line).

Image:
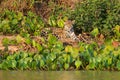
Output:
[
  {"xmin": 70, "ymin": 0, "xmax": 120, "ymax": 36},
  {"xmin": 0, "ymin": 0, "xmax": 34, "ymax": 14},
  {"xmin": 0, "ymin": 10, "xmax": 44, "ymax": 35}
]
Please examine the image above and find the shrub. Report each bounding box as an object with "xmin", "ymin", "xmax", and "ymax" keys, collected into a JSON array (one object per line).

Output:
[
  {"xmin": 0, "ymin": 0, "xmax": 34, "ymax": 13},
  {"xmin": 0, "ymin": 10, "xmax": 44, "ymax": 35},
  {"xmin": 70, "ymin": 0, "xmax": 120, "ymax": 37}
]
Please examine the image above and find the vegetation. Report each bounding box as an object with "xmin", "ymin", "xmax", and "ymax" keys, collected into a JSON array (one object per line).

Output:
[
  {"xmin": 0, "ymin": 0, "xmax": 120, "ymax": 70},
  {"xmin": 70, "ymin": 0, "xmax": 120, "ymax": 37},
  {"xmin": 0, "ymin": 37, "xmax": 120, "ymax": 70},
  {"xmin": 0, "ymin": 10, "xmax": 44, "ymax": 35}
]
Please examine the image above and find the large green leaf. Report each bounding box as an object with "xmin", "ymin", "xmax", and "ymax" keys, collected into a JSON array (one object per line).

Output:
[
  {"xmin": 71, "ymin": 48, "xmax": 79, "ymax": 58},
  {"xmin": 64, "ymin": 63, "xmax": 69, "ymax": 70},
  {"xmin": 2, "ymin": 38, "xmax": 10, "ymax": 46},
  {"xmin": 90, "ymin": 28, "xmax": 99, "ymax": 37},
  {"xmin": 48, "ymin": 34, "xmax": 57, "ymax": 45},
  {"xmin": 57, "ymin": 19, "xmax": 64, "ymax": 28},
  {"xmin": 75, "ymin": 60, "xmax": 82, "ymax": 69},
  {"xmin": 48, "ymin": 16, "xmax": 57, "ymax": 27},
  {"xmin": 8, "ymin": 60, "xmax": 17, "ymax": 68},
  {"xmin": 11, "ymin": 19, "xmax": 18, "ymax": 25},
  {"xmin": 117, "ymin": 61, "xmax": 120, "ymax": 70},
  {"xmin": 86, "ymin": 58, "xmax": 96, "ymax": 70},
  {"xmin": 18, "ymin": 59, "xmax": 28, "ymax": 70},
  {"xmin": 65, "ymin": 46, "xmax": 73, "ymax": 53},
  {"xmin": 40, "ymin": 60, "xmax": 45, "ymax": 67},
  {"xmin": 36, "ymin": 43, "xmax": 43, "ymax": 52},
  {"xmin": 50, "ymin": 53, "xmax": 56, "ymax": 61},
  {"xmin": 51, "ymin": 63, "xmax": 57, "ymax": 70},
  {"xmin": 34, "ymin": 54, "xmax": 41, "ymax": 61},
  {"xmin": 7, "ymin": 55, "xmax": 14, "ymax": 60},
  {"xmin": 20, "ymin": 52, "xmax": 28, "ymax": 59},
  {"xmin": 17, "ymin": 12, "xmax": 23, "ymax": 20},
  {"xmin": 31, "ymin": 61, "xmax": 37, "ymax": 70}
]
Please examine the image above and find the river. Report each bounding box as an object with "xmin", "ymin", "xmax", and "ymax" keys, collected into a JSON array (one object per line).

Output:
[{"xmin": 0, "ymin": 71, "xmax": 119, "ymax": 80}]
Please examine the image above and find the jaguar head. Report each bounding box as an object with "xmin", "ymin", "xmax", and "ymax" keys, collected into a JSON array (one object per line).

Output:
[{"xmin": 64, "ymin": 20, "xmax": 75, "ymax": 31}]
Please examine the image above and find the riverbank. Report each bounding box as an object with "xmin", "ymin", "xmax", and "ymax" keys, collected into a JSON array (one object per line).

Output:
[{"xmin": 0, "ymin": 0, "xmax": 120, "ymax": 70}]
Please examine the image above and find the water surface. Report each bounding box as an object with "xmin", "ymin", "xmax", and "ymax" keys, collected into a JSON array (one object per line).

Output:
[{"xmin": 0, "ymin": 71, "xmax": 120, "ymax": 80}]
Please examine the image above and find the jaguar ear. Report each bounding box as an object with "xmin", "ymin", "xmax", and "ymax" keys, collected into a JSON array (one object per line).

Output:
[{"xmin": 72, "ymin": 20, "xmax": 75, "ymax": 24}]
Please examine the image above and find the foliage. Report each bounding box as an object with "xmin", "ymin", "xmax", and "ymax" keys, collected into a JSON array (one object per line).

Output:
[
  {"xmin": 0, "ymin": 36, "xmax": 120, "ymax": 70},
  {"xmin": 0, "ymin": 0, "xmax": 120, "ymax": 71},
  {"xmin": 0, "ymin": 10, "xmax": 44, "ymax": 36},
  {"xmin": 113, "ymin": 25, "xmax": 120, "ymax": 39},
  {"xmin": 47, "ymin": 2, "xmax": 71, "ymax": 28},
  {"xmin": 0, "ymin": 0, "xmax": 35, "ymax": 13},
  {"xmin": 2, "ymin": 38, "xmax": 17, "ymax": 46},
  {"xmin": 70, "ymin": 0, "xmax": 120, "ymax": 37}
]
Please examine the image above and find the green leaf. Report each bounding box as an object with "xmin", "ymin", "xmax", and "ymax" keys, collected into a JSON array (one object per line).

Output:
[
  {"xmin": 34, "ymin": 54, "xmax": 41, "ymax": 61},
  {"xmin": 114, "ymin": 25, "xmax": 120, "ymax": 38},
  {"xmin": 57, "ymin": 19, "xmax": 64, "ymax": 28},
  {"xmin": 79, "ymin": 46, "xmax": 85, "ymax": 52},
  {"xmin": 104, "ymin": 45, "xmax": 114, "ymax": 52},
  {"xmin": 90, "ymin": 28, "xmax": 99, "ymax": 37},
  {"xmin": 17, "ymin": 12, "xmax": 23, "ymax": 20},
  {"xmin": 75, "ymin": 60, "xmax": 82, "ymax": 69},
  {"xmin": 32, "ymin": 40, "xmax": 36, "ymax": 47},
  {"xmin": 40, "ymin": 60, "xmax": 45, "ymax": 67},
  {"xmin": 7, "ymin": 55, "xmax": 14, "ymax": 60},
  {"xmin": 86, "ymin": 58, "xmax": 96, "ymax": 70},
  {"xmin": 96, "ymin": 57, "xmax": 102, "ymax": 63},
  {"xmin": 12, "ymin": 19, "xmax": 18, "ymax": 25},
  {"xmin": 31, "ymin": 61, "xmax": 37, "ymax": 69},
  {"xmin": 52, "ymin": 63, "xmax": 56, "ymax": 70},
  {"xmin": 67, "ymin": 55, "xmax": 72, "ymax": 63},
  {"xmin": 25, "ymin": 38, "xmax": 31, "ymax": 44},
  {"xmin": 71, "ymin": 48, "xmax": 79, "ymax": 58},
  {"xmin": 50, "ymin": 53, "xmax": 56, "ymax": 61},
  {"xmin": 0, "ymin": 64, "xmax": 2, "ymax": 69},
  {"xmin": 2, "ymin": 38, "xmax": 9, "ymax": 46},
  {"xmin": 86, "ymin": 62, "xmax": 95, "ymax": 70},
  {"xmin": 117, "ymin": 61, "xmax": 120, "ymax": 70},
  {"xmin": 48, "ymin": 34, "xmax": 57, "ymax": 44},
  {"xmin": 108, "ymin": 58, "xmax": 112, "ymax": 65},
  {"xmin": 55, "ymin": 41, "xmax": 64, "ymax": 50},
  {"xmin": 25, "ymin": 57, "xmax": 33, "ymax": 62},
  {"xmin": 48, "ymin": 17, "xmax": 56, "ymax": 27},
  {"xmin": 2, "ymin": 19, "xmax": 9, "ymax": 25},
  {"xmin": 32, "ymin": 18, "xmax": 37, "ymax": 24},
  {"xmin": 1, "ymin": 61, "xmax": 9, "ymax": 70},
  {"xmin": 65, "ymin": 46, "xmax": 73, "ymax": 53},
  {"xmin": 28, "ymin": 11, "xmax": 35, "ymax": 17},
  {"xmin": 20, "ymin": 52, "xmax": 28, "ymax": 59},
  {"xmin": 51, "ymin": 20, "xmax": 56, "ymax": 26},
  {"xmin": 63, "ymin": 54, "xmax": 68, "ymax": 62},
  {"xmin": 36, "ymin": 43, "xmax": 43, "ymax": 52},
  {"xmin": 8, "ymin": 60, "xmax": 17, "ymax": 68},
  {"xmin": 18, "ymin": 59, "xmax": 28, "ymax": 70},
  {"xmin": 16, "ymin": 35, "xmax": 23, "ymax": 43},
  {"xmin": 64, "ymin": 63, "xmax": 69, "ymax": 70}
]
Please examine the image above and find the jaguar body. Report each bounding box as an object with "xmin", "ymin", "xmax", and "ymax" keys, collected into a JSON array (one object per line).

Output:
[{"xmin": 40, "ymin": 20, "xmax": 79, "ymax": 43}]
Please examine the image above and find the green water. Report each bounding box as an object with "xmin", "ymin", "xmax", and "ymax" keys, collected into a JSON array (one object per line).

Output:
[{"xmin": 0, "ymin": 71, "xmax": 120, "ymax": 80}]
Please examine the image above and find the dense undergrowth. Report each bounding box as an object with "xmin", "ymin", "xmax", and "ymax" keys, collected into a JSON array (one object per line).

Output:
[
  {"xmin": 0, "ymin": 38, "xmax": 120, "ymax": 70},
  {"xmin": 0, "ymin": 0, "xmax": 120, "ymax": 70},
  {"xmin": 70, "ymin": 0, "xmax": 120, "ymax": 37}
]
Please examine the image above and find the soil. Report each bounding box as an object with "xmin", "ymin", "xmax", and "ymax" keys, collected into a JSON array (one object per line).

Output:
[{"xmin": 0, "ymin": 35, "xmax": 18, "ymax": 53}]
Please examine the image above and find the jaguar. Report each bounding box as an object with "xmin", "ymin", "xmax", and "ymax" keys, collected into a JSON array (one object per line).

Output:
[{"xmin": 40, "ymin": 20, "xmax": 79, "ymax": 43}]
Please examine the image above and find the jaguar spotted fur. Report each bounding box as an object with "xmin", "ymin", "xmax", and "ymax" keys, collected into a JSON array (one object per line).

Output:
[{"xmin": 40, "ymin": 20, "xmax": 79, "ymax": 43}]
